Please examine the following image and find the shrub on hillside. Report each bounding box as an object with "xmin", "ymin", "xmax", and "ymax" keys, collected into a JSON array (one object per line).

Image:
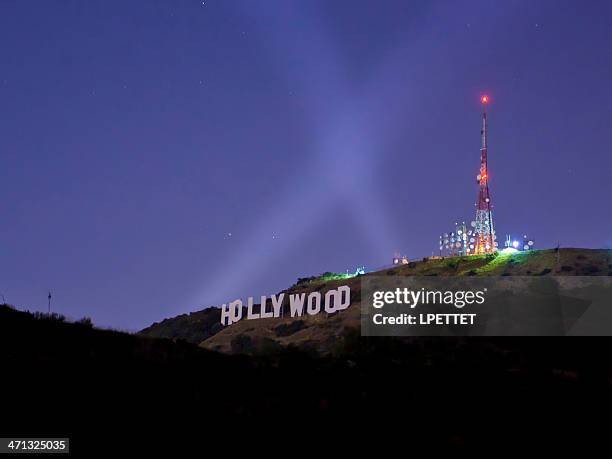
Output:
[
  {"xmin": 275, "ymin": 320, "xmax": 306, "ymax": 337},
  {"xmin": 257, "ymin": 337, "xmax": 283, "ymax": 356},
  {"xmin": 230, "ymin": 334, "xmax": 254, "ymax": 354},
  {"xmin": 76, "ymin": 317, "xmax": 93, "ymax": 327},
  {"xmin": 33, "ymin": 312, "xmax": 66, "ymax": 322}
]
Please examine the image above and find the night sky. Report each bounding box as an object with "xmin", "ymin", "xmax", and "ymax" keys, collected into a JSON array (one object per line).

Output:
[{"xmin": 1, "ymin": 0, "xmax": 611, "ymax": 330}]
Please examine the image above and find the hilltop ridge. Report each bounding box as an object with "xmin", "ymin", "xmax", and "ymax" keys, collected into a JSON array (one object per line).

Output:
[{"xmin": 139, "ymin": 248, "xmax": 612, "ymax": 354}]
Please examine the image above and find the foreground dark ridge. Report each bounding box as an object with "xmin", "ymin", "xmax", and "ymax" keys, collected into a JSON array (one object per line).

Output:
[
  {"xmin": 0, "ymin": 307, "xmax": 612, "ymax": 450},
  {"xmin": 1, "ymin": 303, "xmax": 612, "ymax": 448}
]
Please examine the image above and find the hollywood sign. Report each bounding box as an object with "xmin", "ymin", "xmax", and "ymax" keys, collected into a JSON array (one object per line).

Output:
[{"xmin": 220, "ymin": 286, "xmax": 351, "ymax": 326}]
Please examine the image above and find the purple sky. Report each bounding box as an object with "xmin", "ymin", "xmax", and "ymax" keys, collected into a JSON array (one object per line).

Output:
[{"xmin": 1, "ymin": 0, "xmax": 611, "ymax": 330}]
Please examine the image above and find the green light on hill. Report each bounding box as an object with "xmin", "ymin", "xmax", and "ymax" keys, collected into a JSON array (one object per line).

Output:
[
  {"xmin": 293, "ymin": 266, "xmax": 365, "ymax": 289},
  {"xmin": 473, "ymin": 251, "xmax": 516, "ymax": 274}
]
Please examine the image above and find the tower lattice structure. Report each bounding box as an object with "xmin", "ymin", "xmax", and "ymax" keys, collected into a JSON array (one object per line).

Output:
[{"xmin": 473, "ymin": 96, "xmax": 496, "ymax": 254}]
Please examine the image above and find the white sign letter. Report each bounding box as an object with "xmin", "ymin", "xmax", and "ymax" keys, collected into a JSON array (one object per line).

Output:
[
  {"xmin": 220, "ymin": 303, "xmax": 231, "ymax": 326},
  {"xmin": 324, "ymin": 289, "xmax": 338, "ymax": 313},
  {"xmin": 289, "ymin": 293, "xmax": 306, "ymax": 317},
  {"xmin": 336, "ymin": 285, "xmax": 351, "ymax": 311},
  {"xmin": 260, "ymin": 295, "xmax": 273, "ymax": 319},
  {"xmin": 307, "ymin": 292, "xmax": 322, "ymax": 316},
  {"xmin": 247, "ymin": 296, "xmax": 259, "ymax": 320},
  {"xmin": 271, "ymin": 293, "xmax": 285, "ymax": 318},
  {"xmin": 229, "ymin": 299, "xmax": 243, "ymax": 324}
]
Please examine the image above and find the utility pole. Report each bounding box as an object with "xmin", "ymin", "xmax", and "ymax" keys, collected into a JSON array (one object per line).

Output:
[{"xmin": 48, "ymin": 291, "xmax": 52, "ymax": 315}]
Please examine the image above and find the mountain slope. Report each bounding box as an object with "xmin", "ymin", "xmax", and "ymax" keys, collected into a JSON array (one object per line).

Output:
[
  {"xmin": 139, "ymin": 305, "xmax": 222, "ymax": 344},
  {"xmin": 141, "ymin": 248, "xmax": 612, "ymax": 354}
]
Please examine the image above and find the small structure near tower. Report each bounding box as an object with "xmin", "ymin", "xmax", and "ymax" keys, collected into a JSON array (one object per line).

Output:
[
  {"xmin": 440, "ymin": 221, "xmax": 471, "ymax": 256},
  {"xmin": 500, "ymin": 234, "xmax": 535, "ymax": 254},
  {"xmin": 392, "ymin": 254, "xmax": 410, "ymax": 265}
]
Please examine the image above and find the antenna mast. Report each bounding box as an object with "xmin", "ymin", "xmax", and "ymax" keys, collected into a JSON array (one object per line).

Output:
[{"xmin": 473, "ymin": 95, "xmax": 496, "ymax": 254}]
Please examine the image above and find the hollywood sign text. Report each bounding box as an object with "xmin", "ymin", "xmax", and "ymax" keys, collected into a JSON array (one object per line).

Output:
[{"xmin": 220, "ymin": 286, "xmax": 351, "ymax": 326}]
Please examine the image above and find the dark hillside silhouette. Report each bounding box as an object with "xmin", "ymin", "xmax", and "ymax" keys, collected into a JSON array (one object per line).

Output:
[{"xmin": 1, "ymin": 304, "xmax": 611, "ymax": 450}]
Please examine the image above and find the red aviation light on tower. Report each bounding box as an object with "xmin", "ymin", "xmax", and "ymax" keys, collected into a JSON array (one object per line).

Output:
[{"xmin": 481, "ymin": 95, "xmax": 489, "ymax": 105}]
